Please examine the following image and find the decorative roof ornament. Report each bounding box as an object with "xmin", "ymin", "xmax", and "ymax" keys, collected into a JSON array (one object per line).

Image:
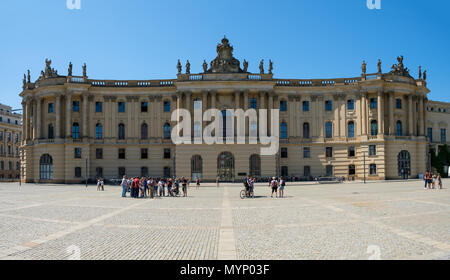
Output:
[
  {"xmin": 268, "ymin": 60, "xmax": 273, "ymax": 74},
  {"xmin": 207, "ymin": 36, "xmax": 243, "ymax": 73},
  {"xmin": 27, "ymin": 70, "xmax": 31, "ymax": 83},
  {"xmin": 259, "ymin": 59, "xmax": 264, "ymax": 74},
  {"xmin": 41, "ymin": 58, "xmax": 59, "ymax": 79},
  {"xmin": 82, "ymin": 63, "xmax": 87, "ymax": 78},
  {"xmin": 68, "ymin": 62, "xmax": 73, "ymax": 76},
  {"xmin": 361, "ymin": 60, "xmax": 367, "ymax": 76},
  {"xmin": 177, "ymin": 60, "xmax": 182, "ymax": 75},
  {"xmin": 377, "ymin": 59, "xmax": 382, "ymax": 74},
  {"xmin": 186, "ymin": 60, "xmax": 191, "ymax": 74},
  {"xmin": 418, "ymin": 66, "xmax": 422, "ymax": 80},
  {"xmin": 389, "ymin": 56, "xmax": 413, "ymax": 78}
]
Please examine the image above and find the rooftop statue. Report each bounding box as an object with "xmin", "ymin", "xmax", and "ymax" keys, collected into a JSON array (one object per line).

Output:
[
  {"xmin": 203, "ymin": 60, "xmax": 208, "ymax": 73},
  {"xmin": 268, "ymin": 60, "xmax": 273, "ymax": 74},
  {"xmin": 177, "ymin": 60, "xmax": 182, "ymax": 74},
  {"xmin": 418, "ymin": 66, "xmax": 422, "ymax": 80},
  {"xmin": 243, "ymin": 60, "xmax": 248, "ymax": 73},
  {"xmin": 42, "ymin": 58, "xmax": 59, "ymax": 79},
  {"xmin": 22, "ymin": 74, "xmax": 26, "ymax": 89},
  {"xmin": 82, "ymin": 63, "xmax": 87, "ymax": 77},
  {"xmin": 207, "ymin": 37, "xmax": 243, "ymax": 73},
  {"xmin": 259, "ymin": 59, "xmax": 264, "ymax": 74},
  {"xmin": 389, "ymin": 55, "xmax": 413, "ymax": 78},
  {"xmin": 27, "ymin": 70, "xmax": 31, "ymax": 83},
  {"xmin": 68, "ymin": 62, "xmax": 73, "ymax": 76},
  {"xmin": 423, "ymin": 70, "xmax": 427, "ymax": 81},
  {"xmin": 377, "ymin": 59, "xmax": 382, "ymax": 74},
  {"xmin": 186, "ymin": 60, "xmax": 191, "ymax": 74},
  {"xmin": 361, "ymin": 60, "xmax": 367, "ymax": 75}
]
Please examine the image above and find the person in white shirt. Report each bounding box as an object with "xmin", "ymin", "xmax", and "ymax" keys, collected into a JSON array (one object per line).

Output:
[{"xmin": 120, "ymin": 176, "xmax": 128, "ymax": 197}]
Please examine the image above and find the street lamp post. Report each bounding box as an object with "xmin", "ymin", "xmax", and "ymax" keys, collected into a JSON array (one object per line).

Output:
[{"xmin": 363, "ymin": 152, "xmax": 366, "ymax": 184}]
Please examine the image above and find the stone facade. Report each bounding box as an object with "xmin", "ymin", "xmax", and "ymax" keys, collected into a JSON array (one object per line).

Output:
[
  {"xmin": 0, "ymin": 103, "xmax": 22, "ymax": 180},
  {"xmin": 19, "ymin": 38, "xmax": 445, "ymax": 183}
]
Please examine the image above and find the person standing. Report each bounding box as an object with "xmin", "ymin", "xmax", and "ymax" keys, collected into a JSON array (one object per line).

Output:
[
  {"xmin": 121, "ymin": 176, "xmax": 128, "ymax": 198},
  {"xmin": 279, "ymin": 177, "xmax": 286, "ymax": 198},
  {"xmin": 182, "ymin": 177, "xmax": 188, "ymax": 197},
  {"xmin": 270, "ymin": 177, "xmax": 278, "ymax": 198},
  {"xmin": 158, "ymin": 179, "xmax": 164, "ymax": 197},
  {"xmin": 196, "ymin": 177, "xmax": 200, "ymax": 189},
  {"xmin": 424, "ymin": 172, "xmax": 428, "ymax": 190}
]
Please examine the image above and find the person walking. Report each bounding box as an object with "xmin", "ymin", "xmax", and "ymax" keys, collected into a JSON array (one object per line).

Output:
[
  {"xmin": 424, "ymin": 172, "xmax": 428, "ymax": 189},
  {"xmin": 121, "ymin": 176, "xmax": 128, "ymax": 198},
  {"xmin": 196, "ymin": 177, "xmax": 200, "ymax": 189},
  {"xmin": 97, "ymin": 178, "xmax": 102, "ymax": 191},
  {"xmin": 437, "ymin": 173, "xmax": 443, "ymax": 190}
]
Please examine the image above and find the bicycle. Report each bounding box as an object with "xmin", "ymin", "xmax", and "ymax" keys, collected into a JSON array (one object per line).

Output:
[{"xmin": 240, "ymin": 187, "xmax": 254, "ymax": 199}]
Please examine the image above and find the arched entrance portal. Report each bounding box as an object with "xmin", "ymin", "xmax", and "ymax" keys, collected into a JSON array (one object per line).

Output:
[
  {"xmin": 40, "ymin": 154, "xmax": 53, "ymax": 180},
  {"xmin": 191, "ymin": 155, "xmax": 203, "ymax": 181},
  {"xmin": 398, "ymin": 150, "xmax": 411, "ymax": 179},
  {"xmin": 217, "ymin": 152, "xmax": 235, "ymax": 182}
]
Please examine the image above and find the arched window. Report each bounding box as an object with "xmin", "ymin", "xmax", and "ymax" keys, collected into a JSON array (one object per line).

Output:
[
  {"xmin": 72, "ymin": 123, "xmax": 80, "ymax": 139},
  {"xmin": 371, "ymin": 120, "xmax": 378, "ymax": 136},
  {"xmin": 191, "ymin": 155, "xmax": 203, "ymax": 180},
  {"xmin": 96, "ymin": 123, "xmax": 103, "ymax": 139},
  {"xmin": 40, "ymin": 154, "xmax": 53, "ymax": 180},
  {"xmin": 303, "ymin": 122, "xmax": 310, "ymax": 139},
  {"xmin": 249, "ymin": 154, "xmax": 261, "ymax": 177},
  {"xmin": 348, "ymin": 121, "xmax": 355, "ymax": 138},
  {"xmin": 280, "ymin": 122, "xmax": 288, "ymax": 139},
  {"xmin": 48, "ymin": 123, "xmax": 54, "ymax": 139},
  {"xmin": 118, "ymin": 123, "xmax": 125, "ymax": 140},
  {"xmin": 141, "ymin": 123, "xmax": 148, "ymax": 140},
  {"xmin": 325, "ymin": 122, "xmax": 333, "ymax": 138},
  {"xmin": 164, "ymin": 123, "xmax": 171, "ymax": 139},
  {"xmin": 396, "ymin": 121, "xmax": 403, "ymax": 136}
]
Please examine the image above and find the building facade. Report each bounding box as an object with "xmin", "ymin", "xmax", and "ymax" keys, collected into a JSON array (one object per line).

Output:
[
  {"xmin": 20, "ymin": 38, "xmax": 444, "ymax": 183},
  {"xmin": 0, "ymin": 103, "xmax": 22, "ymax": 180}
]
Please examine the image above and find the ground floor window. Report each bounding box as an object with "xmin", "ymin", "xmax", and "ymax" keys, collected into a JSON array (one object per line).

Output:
[
  {"xmin": 40, "ymin": 154, "xmax": 53, "ymax": 180},
  {"xmin": 191, "ymin": 155, "xmax": 203, "ymax": 180},
  {"xmin": 118, "ymin": 167, "xmax": 126, "ymax": 178},
  {"xmin": 326, "ymin": 165, "xmax": 333, "ymax": 177},
  {"xmin": 96, "ymin": 167, "xmax": 103, "ymax": 178},
  {"xmin": 164, "ymin": 167, "xmax": 171, "ymax": 178},
  {"xmin": 370, "ymin": 164, "xmax": 377, "ymax": 175},
  {"xmin": 304, "ymin": 166, "xmax": 311, "ymax": 177},
  {"xmin": 349, "ymin": 165, "xmax": 356, "ymax": 175},
  {"xmin": 249, "ymin": 154, "xmax": 261, "ymax": 177},
  {"xmin": 281, "ymin": 166, "xmax": 288, "ymax": 177},
  {"xmin": 369, "ymin": 145, "xmax": 376, "ymax": 156},
  {"xmin": 75, "ymin": 167, "xmax": 82, "ymax": 178}
]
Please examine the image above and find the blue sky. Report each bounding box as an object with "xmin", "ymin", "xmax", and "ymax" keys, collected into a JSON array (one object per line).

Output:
[{"xmin": 1, "ymin": 0, "xmax": 449, "ymax": 109}]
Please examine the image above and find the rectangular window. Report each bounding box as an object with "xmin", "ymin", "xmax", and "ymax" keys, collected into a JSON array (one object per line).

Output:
[
  {"xmin": 118, "ymin": 167, "xmax": 126, "ymax": 178},
  {"xmin": 95, "ymin": 102, "xmax": 103, "ymax": 113},
  {"xmin": 347, "ymin": 99, "xmax": 355, "ymax": 111},
  {"xmin": 96, "ymin": 167, "xmax": 103, "ymax": 178},
  {"xmin": 349, "ymin": 165, "xmax": 356, "ymax": 175},
  {"xmin": 348, "ymin": 146, "xmax": 355, "ymax": 158},
  {"xmin": 118, "ymin": 102, "xmax": 125, "ymax": 113},
  {"xmin": 370, "ymin": 98, "xmax": 377, "ymax": 109},
  {"xmin": 96, "ymin": 148, "xmax": 103, "ymax": 159},
  {"xmin": 48, "ymin": 103, "xmax": 54, "ymax": 113},
  {"xmin": 302, "ymin": 101, "xmax": 310, "ymax": 112},
  {"xmin": 441, "ymin": 129, "xmax": 447, "ymax": 143},
  {"xmin": 326, "ymin": 165, "xmax": 333, "ymax": 177},
  {"xmin": 427, "ymin": 128, "xmax": 433, "ymax": 142},
  {"xmin": 164, "ymin": 148, "xmax": 171, "ymax": 159},
  {"xmin": 74, "ymin": 148, "xmax": 82, "ymax": 159},
  {"xmin": 75, "ymin": 167, "xmax": 82, "ymax": 178},
  {"xmin": 326, "ymin": 147, "xmax": 333, "ymax": 158},
  {"xmin": 72, "ymin": 101, "xmax": 80, "ymax": 112},
  {"xmin": 325, "ymin": 100, "xmax": 332, "ymax": 111},
  {"xmin": 281, "ymin": 166, "xmax": 289, "ymax": 177},
  {"xmin": 0, "ymin": 131, "xmax": 3, "ymax": 140},
  {"xmin": 281, "ymin": 148, "xmax": 288, "ymax": 158},
  {"xmin": 280, "ymin": 100, "xmax": 287, "ymax": 112},
  {"xmin": 396, "ymin": 98, "xmax": 402, "ymax": 109},
  {"xmin": 370, "ymin": 164, "xmax": 377, "ymax": 175},
  {"xmin": 118, "ymin": 148, "xmax": 126, "ymax": 159},
  {"xmin": 141, "ymin": 148, "xmax": 148, "ymax": 159},
  {"xmin": 369, "ymin": 145, "xmax": 376, "ymax": 156},
  {"xmin": 250, "ymin": 98, "xmax": 258, "ymax": 109},
  {"xmin": 141, "ymin": 102, "xmax": 148, "ymax": 113},
  {"xmin": 304, "ymin": 166, "xmax": 311, "ymax": 177},
  {"xmin": 303, "ymin": 147, "xmax": 311, "ymax": 159},
  {"xmin": 164, "ymin": 101, "xmax": 171, "ymax": 112}
]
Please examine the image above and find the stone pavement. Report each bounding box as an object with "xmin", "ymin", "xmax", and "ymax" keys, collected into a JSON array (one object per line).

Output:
[{"xmin": 0, "ymin": 180, "xmax": 449, "ymax": 260}]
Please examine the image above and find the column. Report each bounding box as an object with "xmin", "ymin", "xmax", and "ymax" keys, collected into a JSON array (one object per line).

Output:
[
  {"xmin": 149, "ymin": 96, "xmax": 155, "ymax": 138},
  {"xmin": 259, "ymin": 92, "xmax": 266, "ymax": 109},
  {"xmin": 35, "ymin": 97, "xmax": 41, "ymax": 140},
  {"xmin": 311, "ymin": 96, "xmax": 318, "ymax": 137},
  {"xmin": 156, "ymin": 96, "xmax": 162, "ymax": 138},
  {"xmin": 82, "ymin": 93, "xmax": 89, "ymax": 138},
  {"xmin": 408, "ymin": 94, "xmax": 414, "ymax": 136},
  {"xmin": 361, "ymin": 91, "xmax": 367, "ymax": 135},
  {"xmin": 377, "ymin": 90, "xmax": 384, "ymax": 135},
  {"xmin": 24, "ymin": 100, "xmax": 29, "ymax": 141},
  {"xmin": 55, "ymin": 94, "xmax": 61, "ymax": 138},
  {"xmin": 318, "ymin": 96, "xmax": 324, "ymax": 138},
  {"xmin": 211, "ymin": 91, "xmax": 216, "ymax": 109},
  {"xmin": 419, "ymin": 96, "xmax": 424, "ymax": 136},
  {"xmin": 268, "ymin": 92, "xmax": 274, "ymax": 136},
  {"xmin": 66, "ymin": 93, "xmax": 72, "ymax": 138},
  {"xmin": 389, "ymin": 92, "xmax": 395, "ymax": 135},
  {"xmin": 334, "ymin": 95, "xmax": 340, "ymax": 138},
  {"xmin": 244, "ymin": 90, "xmax": 249, "ymax": 110}
]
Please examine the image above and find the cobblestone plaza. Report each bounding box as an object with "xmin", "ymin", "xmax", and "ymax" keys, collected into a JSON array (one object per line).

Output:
[{"xmin": 0, "ymin": 181, "xmax": 449, "ymax": 260}]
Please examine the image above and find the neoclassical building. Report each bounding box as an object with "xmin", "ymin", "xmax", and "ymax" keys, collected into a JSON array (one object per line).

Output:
[
  {"xmin": 0, "ymin": 103, "xmax": 22, "ymax": 180},
  {"xmin": 19, "ymin": 38, "xmax": 446, "ymax": 183}
]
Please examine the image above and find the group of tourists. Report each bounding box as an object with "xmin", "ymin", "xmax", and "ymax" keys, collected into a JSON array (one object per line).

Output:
[
  {"xmin": 242, "ymin": 176, "xmax": 287, "ymax": 198},
  {"xmin": 120, "ymin": 176, "xmax": 201, "ymax": 198},
  {"xmin": 96, "ymin": 178, "xmax": 105, "ymax": 191},
  {"xmin": 424, "ymin": 172, "xmax": 443, "ymax": 190}
]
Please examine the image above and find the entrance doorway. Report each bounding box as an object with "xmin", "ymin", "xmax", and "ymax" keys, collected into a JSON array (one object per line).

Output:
[{"xmin": 217, "ymin": 152, "xmax": 235, "ymax": 182}]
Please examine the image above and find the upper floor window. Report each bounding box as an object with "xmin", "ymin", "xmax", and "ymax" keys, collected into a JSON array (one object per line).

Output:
[
  {"xmin": 441, "ymin": 129, "xmax": 447, "ymax": 143},
  {"xmin": 370, "ymin": 98, "xmax": 377, "ymax": 109},
  {"xmin": 118, "ymin": 124, "xmax": 125, "ymax": 140},
  {"xmin": 48, "ymin": 124, "xmax": 54, "ymax": 139},
  {"xmin": 281, "ymin": 147, "xmax": 288, "ymax": 158},
  {"xmin": 164, "ymin": 123, "xmax": 171, "ymax": 139},
  {"xmin": 325, "ymin": 147, "xmax": 333, "ymax": 158},
  {"xmin": 250, "ymin": 98, "xmax": 258, "ymax": 109},
  {"xmin": 118, "ymin": 148, "xmax": 126, "ymax": 159},
  {"xmin": 72, "ymin": 101, "xmax": 80, "ymax": 112},
  {"xmin": 96, "ymin": 123, "xmax": 103, "ymax": 139},
  {"xmin": 74, "ymin": 147, "xmax": 82, "ymax": 159},
  {"xmin": 141, "ymin": 148, "xmax": 148, "ymax": 159},
  {"xmin": 348, "ymin": 146, "xmax": 356, "ymax": 158},
  {"xmin": 303, "ymin": 122, "xmax": 310, "ymax": 139},
  {"xmin": 95, "ymin": 102, "xmax": 103, "ymax": 113},
  {"xmin": 280, "ymin": 122, "xmax": 288, "ymax": 139},
  {"xmin": 427, "ymin": 127, "xmax": 433, "ymax": 142},
  {"xmin": 141, "ymin": 123, "xmax": 148, "ymax": 140},
  {"xmin": 72, "ymin": 123, "xmax": 80, "ymax": 139},
  {"xmin": 369, "ymin": 145, "xmax": 377, "ymax": 156},
  {"xmin": 371, "ymin": 120, "xmax": 378, "ymax": 136},
  {"xmin": 118, "ymin": 102, "xmax": 125, "ymax": 113},
  {"xmin": 348, "ymin": 121, "xmax": 355, "ymax": 138},
  {"xmin": 303, "ymin": 147, "xmax": 311, "ymax": 159},
  {"xmin": 48, "ymin": 103, "xmax": 54, "ymax": 113},
  {"xmin": 347, "ymin": 99, "xmax": 355, "ymax": 111},
  {"xmin": 141, "ymin": 102, "xmax": 148, "ymax": 113},
  {"xmin": 325, "ymin": 100, "xmax": 332, "ymax": 111},
  {"xmin": 396, "ymin": 121, "xmax": 403, "ymax": 136},
  {"xmin": 325, "ymin": 122, "xmax": 333, "ymax": 138},
  {"xmin": 280, "ymin": 100, "xmax": 287, "ymax": 112},
  {"xmin": 302, "ymin": 101, "xmax": 310, "ymax": 112},
  {"xmin": 96, "ymin": 148, "xmax": 103, "ymax": 159},
  {"xmin": 396, "ymin": 98, "xmax": 402, "ymax": 109},
  {"xmin": 164, "ymin": 148, "xmax": 171, "ymax": 159},
  {"xmin": 164, "ymin": 101, "xmax": 171, "ymax": 112}
]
